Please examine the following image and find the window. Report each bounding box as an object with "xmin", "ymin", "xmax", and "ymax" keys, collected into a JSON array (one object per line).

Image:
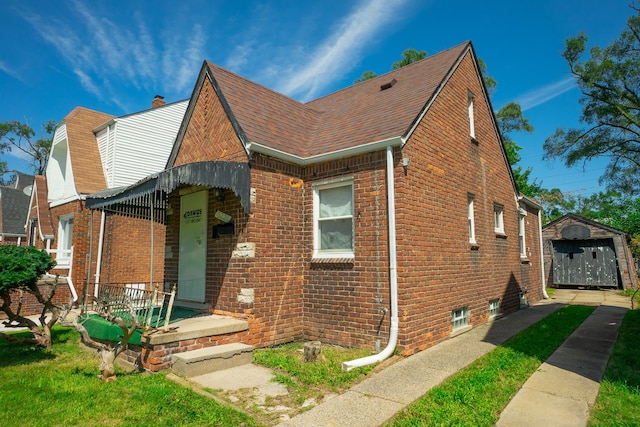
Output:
[
  {"xmin": 494, "ymin": 203, "xmax": 504, "ymax": 233},
  {"xmin": 518, "ymin": 213, "xmax": 527, "ymax": 257},
  {"xmin": 489, "ymin": 299, "xmax": 500, "ymax": 317},
  {"xmin": 452, "ymin": 307, "xmax": 469, "ymax": 330},
  {"xmin": 56, "ymin": 214, "xmax": 74, "ymax": 266},
  {"xmin": 314, "ymin": 179, "xmax": 354, "ymax": 258},
  {"xmin": 468, "ymin": 194, "xmax": 476, "ymax": 244},
  {"xmin": 468, "ymin": 91, "xmax": 475, "ymax": 140}
]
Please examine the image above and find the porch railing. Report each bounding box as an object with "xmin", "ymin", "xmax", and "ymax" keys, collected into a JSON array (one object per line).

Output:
[{"xmin": 81, "ymin": 282, "xmax": 177, "ymax": 331}]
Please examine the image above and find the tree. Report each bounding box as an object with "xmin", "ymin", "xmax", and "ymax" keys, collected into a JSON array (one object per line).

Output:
[
  {"xmin": 544, "ymin": 6, "xmax": 640, "ymax": 195},
  {"xmin": 391, "ymin": 48, "xmax": 427, "ymax": 69},
  {"xmin": 0, "ymin": 120, "xmax": 55, "ymax": 175},
  {"xmin": 0, "ymin": 246, "xmax": 59, "ymax": 349},
  {"xmin": 355, "ymin": 70, "xmax": 378, "ymax": 83}
]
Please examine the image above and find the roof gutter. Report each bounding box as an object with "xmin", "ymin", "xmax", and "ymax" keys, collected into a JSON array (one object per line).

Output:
[
  {"xmin": 343, "ymin": 145, "xmax": 399, "ymax": 371},
  {"xmin": 248, "ymin": 136, "xmax": 404, "ymax": 166}
]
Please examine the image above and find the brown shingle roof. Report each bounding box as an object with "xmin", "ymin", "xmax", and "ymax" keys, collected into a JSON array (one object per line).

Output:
[
  {"xmin": 62, "ymin": 107, "xmax": 114, "ymax": 194},
  {"xmin": 206, "ymin": 42, "xmax": 470, "ymax": 159}
]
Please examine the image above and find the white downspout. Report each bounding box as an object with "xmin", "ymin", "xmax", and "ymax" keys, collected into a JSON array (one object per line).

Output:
[
  {"xmin": 343, "ymin": 145, "xmax": 399, "ymax": 371},
  {"xmin": 538, "ymin": 212, "xmax": 549, "ymax": 299},
  {"xmin": 67, "ymin": 246, "xmax": 79, "ymax": 302},
  {"xmin": 94, "ymin": 210, "xmax": 106, "ymax": 297}
]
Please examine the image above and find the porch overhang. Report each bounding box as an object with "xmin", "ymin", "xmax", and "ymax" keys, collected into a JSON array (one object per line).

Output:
[{"xmin": 86, "ymin": 161, "xmax": 251, "ymax": 219}]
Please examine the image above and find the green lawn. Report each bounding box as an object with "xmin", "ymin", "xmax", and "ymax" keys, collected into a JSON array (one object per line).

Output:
[
  {"xmin": 589, "ymin": 309, "xmax": 640, "ymax": 426},
  {"xmin": 0, "ymin": 327, "xmax": 261, "ymax": 427},
  {"xmin": 387, "ymin": 305, "xmax": 596, "ymax": 426}
]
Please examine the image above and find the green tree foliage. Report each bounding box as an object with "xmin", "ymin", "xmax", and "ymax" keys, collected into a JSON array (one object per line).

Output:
[
  {"xmin": 0, "ymin": 246, "xmax": 60, "ymax": 348},
  {"xmin": 355, "ymin": 70, "xmax": 378, "ymax": 83},
  {"xmin": 0, "ymin": 120, "xmax": 55, "ymax": 175},
  {"xmin": 391, "ymin": 48, "xmax": 427, "ymax": 69},
  {"xmin": 544, "ymin": 7, "xmax": 640, "ymax": 195}
]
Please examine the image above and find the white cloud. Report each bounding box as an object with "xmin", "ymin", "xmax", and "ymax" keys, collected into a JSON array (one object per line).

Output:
[
  {"xmin": 273, "ymin": 0, "xmax": 411, "ymax": 101},
  {"xmin": 0, "ymin": 61, "xmax": 22, "ymax": 81},
  {"xmin": 517, "ymin": 77, "xmax": 577, "ymax": 111}
]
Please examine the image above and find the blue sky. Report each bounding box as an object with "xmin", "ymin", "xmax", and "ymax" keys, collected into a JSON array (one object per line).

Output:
[{"xmin": 0, "ymin": 0, "xmax": 633, "ymax": 197}]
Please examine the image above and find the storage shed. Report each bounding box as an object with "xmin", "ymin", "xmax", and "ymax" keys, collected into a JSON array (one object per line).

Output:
[{"xmin": 543, "ymin": 213, "xmax": 637, "ymax": 289}]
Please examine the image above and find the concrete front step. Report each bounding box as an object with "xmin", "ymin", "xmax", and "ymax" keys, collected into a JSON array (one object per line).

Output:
[{"xmin": 171, "ymin": 343, "xmax": 254, "ymax": 377}]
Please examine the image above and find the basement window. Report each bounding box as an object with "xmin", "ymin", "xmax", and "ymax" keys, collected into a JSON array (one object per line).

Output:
[
  {"xmin": 452, "ymin": 307, "xmax": 469, "ymax": 331},
  {"xmin": 489, "ymin": 299, "xmax": 500, "ymax": 317}
]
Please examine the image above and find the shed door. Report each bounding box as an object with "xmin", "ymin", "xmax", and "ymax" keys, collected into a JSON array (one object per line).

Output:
[
  {"xmin": 178, "ymin": 190, "xmax": 208, "ymax": 302},
  {"xmin": 552, "ymin": 239, "xmax": 618, "ymax": 287}
]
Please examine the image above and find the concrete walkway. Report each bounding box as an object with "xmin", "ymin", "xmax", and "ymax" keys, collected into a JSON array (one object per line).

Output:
[{"xmin": 275, "ymin": 289, "xmax": 630, "ymax": 427}]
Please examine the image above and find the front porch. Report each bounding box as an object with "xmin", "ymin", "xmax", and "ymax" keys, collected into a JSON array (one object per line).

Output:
[{"xmin": 81, "ymin": 281, "xmax": 251, "ymax": 372}]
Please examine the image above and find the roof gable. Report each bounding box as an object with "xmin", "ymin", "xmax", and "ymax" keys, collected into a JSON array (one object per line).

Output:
[
  {"xmin": 543, "ymin": 213, "xmax": 628, "ymax": 236},
  {"xmin": 171, "ymin": 42, "xmax": 472, "ymax": 164},
  {"xmin": 62, "ymin": 107, "xmax": 115, "ymax": 194}
]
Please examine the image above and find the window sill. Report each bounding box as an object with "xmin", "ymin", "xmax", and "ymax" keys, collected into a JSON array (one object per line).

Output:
[
  {"xmin": 520, "ymin": 256, "xmax": 531, "ymax": 264},
  {"xmin": 311, "ymin": 256, "xmax": 355, "ymax": 265},
  {"xmin": 469, "ymin": 242, "xmax": 480, "ymax": 250},
  {"xmin": 470, "ymin": 136, "xmax": 479, "ymax": 145},
  {"xmin": 495, "ymin": 232, "xmax": 507, "ymax": 239}
]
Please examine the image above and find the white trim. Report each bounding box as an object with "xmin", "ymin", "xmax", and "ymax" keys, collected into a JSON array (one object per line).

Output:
[
  {"xmin": 312, "ymin": 177, "xmax": 355, "ymax": 259},
  {"xmin": 493, "ymin": 203, "xmax": 504, "ymax": 233},
  {"xmin": 468, "ymin": 194, "xmax": 476, "ymax": 244},
  {"xmin": 249, "ymin": 136, "xmax": 403, "ymax": 166}
]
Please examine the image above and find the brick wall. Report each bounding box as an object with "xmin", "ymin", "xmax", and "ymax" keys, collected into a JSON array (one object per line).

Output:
[{"xmin": 99, "ymin": 213, "xmax": 166, "ymax": 284}]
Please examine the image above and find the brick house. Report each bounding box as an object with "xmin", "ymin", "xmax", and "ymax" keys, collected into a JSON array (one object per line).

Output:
[
  {"xmin": 543, "ymin": 213, "xmax": 637, "ymax": 289},
  {"xmin": 87, "ymin": 41, "xmax": 545, "ymax": 364},
  {"xmin": 26, "ymin": 99, "xmax": 187, "ymax": 308}
]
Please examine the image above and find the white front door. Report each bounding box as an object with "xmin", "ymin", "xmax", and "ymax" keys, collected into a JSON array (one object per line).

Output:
[{"xmin": 178, "ymin": 190, "xmax": 208, "ymax": 302}]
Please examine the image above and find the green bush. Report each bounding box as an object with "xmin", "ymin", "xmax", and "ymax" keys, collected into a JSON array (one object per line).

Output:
[{"xmin": 0, "ymin": 246, "xmax": 56, "ymax": 292}]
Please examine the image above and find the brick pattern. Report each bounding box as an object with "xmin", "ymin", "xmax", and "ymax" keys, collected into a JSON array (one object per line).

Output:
[
  {"xmin": 100, "ymin": 213, "xmax": 166, "ymax": 284},
  {"xmin": 173, "ymin": 75, "xmax": 249, "ymax": 167}
]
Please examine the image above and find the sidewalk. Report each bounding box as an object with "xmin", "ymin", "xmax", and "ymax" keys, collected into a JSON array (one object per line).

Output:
[{"xmin": 276, "ymin": 289, "xmax": 630, "ymax": 427}]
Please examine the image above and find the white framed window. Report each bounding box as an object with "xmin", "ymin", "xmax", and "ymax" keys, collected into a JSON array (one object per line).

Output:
[
  {"xmin": 313, "ymin": 178, "xmax": 354, "ymax": 258},
  {"xmin": 56, "ymin": 213, "xmax": 74, "ymax": 266},
  {"xmin": 452, "ymin": 307, "xmax": 469, "ymax": 330},
  {"xmin": 468, "ymin": 194, "xmax": 476, "ymax": 244},
  {"xmin": 489, "ymin": 299, "xmax": 500, "ymax": 317},
  {"xmin": 518, "ymin": 212, "xmax": 527, "ymax": 257},
  {"xmin": 468, "ymin": 90, "xmax": 475, "ymax": 140},
  {"xmin": 494, "ymin": 203, "xmax": 504, "ymax": 233}
]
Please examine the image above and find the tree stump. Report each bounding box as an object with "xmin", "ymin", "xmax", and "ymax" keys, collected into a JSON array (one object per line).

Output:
[{"xmin": 304, "ymin": 341, "xmax": 322, "ymax": 362}]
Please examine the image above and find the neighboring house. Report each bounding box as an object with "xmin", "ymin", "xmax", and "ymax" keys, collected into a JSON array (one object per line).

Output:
[
  {"xmin": 543, "ymin": 213, "xmax": 637, "ymax": 289},
  {"xmin": 87, "ymin": 41, "xmax": 545, "ymax": 369},
  {"xmin": 27, "ymin": 98, "xmax": 188, "ymax": 304},
  {"xmin": 0, "ymin": 172, "xmax": 34, "ymax": 246}
]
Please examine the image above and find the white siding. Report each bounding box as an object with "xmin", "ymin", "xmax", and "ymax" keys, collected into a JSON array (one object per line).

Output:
[
  {"xmin": 46, "ymin": 124, "xmax": 77, "ymax": 203},
  {"xmin": 110, "ymin": 101, "xmax": 188, "ymax": 188}
]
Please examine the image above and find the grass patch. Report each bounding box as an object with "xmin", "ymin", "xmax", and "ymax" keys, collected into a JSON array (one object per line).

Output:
[
  {"xmin": 589, "ymin": 309, "xmax": 640, "ymax": 426},
  {"xmin": 0, "ymin": 327, "xmax": 261, "ymax": 427},
  {"xmin": 237, "ymin": 342, "xmax": 375, "ymax": 418},
  {"xmin": 387, "ymin": 305, "xmax": 595, "ymax": 426}
]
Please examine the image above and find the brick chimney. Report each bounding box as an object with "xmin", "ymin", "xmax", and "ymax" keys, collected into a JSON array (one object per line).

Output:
[{"xmin": 152, "ymin": 95, "xmax": 166, "ymax": 108}]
